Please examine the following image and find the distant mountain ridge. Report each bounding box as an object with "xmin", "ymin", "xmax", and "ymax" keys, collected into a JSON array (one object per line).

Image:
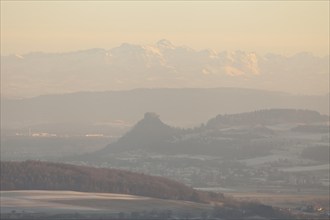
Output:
[{"xmin": 1, "ymin": 40, "xmax": 328, "ymax": 98}]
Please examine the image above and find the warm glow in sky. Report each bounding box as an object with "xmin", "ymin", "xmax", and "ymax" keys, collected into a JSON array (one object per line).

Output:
[{"xmin": 1, "ymin": 1, "xmax": 329, "ymax": 56}]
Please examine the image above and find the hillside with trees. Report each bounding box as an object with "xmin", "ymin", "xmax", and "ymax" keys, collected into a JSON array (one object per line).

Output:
[
  {"xmin": 0, "ymin": 161, "xmax": 298, "ymax": 219},
  {"xmin": 0, "ymin": 160, "xmax": 223, "ymax": 203}
]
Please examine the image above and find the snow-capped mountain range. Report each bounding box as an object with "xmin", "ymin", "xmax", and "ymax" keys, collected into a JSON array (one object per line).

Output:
[{"xmin": 1, "ymin": 39, "xmax": 329, "ymax": 98}]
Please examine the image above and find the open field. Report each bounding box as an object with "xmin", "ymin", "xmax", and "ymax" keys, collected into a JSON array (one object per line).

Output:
[
  {"xmin": 225, "ymin": 191, "xmax": 330, "ymax": 210},
  {"xmin": 0, "ymin": 190, "xmax": 212, "ymax": 215}
]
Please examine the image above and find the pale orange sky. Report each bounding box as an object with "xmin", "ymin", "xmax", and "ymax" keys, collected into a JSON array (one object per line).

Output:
[{"xmin": 1, "ymin": 1, "xmax": 329, "ymax": 56}]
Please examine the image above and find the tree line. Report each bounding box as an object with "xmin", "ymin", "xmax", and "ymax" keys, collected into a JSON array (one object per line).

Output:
[{"xmin": 0, "ymin": 160, "xmax": 224, "ymax": 203}]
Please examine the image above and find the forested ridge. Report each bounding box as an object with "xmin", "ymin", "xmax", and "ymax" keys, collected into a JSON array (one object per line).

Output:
[
  {"xmin": 206, "ymin": 109, "xmax": 328, "ymax": 128},
  {"xmin": 0, "ymin": 160, "xmax": 223, "ymax": 203}
]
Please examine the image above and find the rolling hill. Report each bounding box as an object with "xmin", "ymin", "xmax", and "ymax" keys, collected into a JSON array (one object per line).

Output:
[
  {"xmin": 93, "ymin": 109, "xmax": 329, "ymax": 158},
  {"xmin": 0, "ymin": 162, "xmax": 296, "ymax": 219},
  {"xmin": 0, "ymin": 160, "xmax": 223, "ymax": 203}
]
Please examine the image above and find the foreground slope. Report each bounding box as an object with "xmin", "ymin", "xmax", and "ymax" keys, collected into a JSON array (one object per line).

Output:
[
  {"xmin": 1, "ymin": 190, "xmax": 298, "ymax": 219},
  {"xmin": 0, "ymin": 190, "xmax": 212, "ymax": 215},
  {"xmin": 0, "ymin": 162, "xmax": 296, "ymax": 219},
  {"xmin": 0, "ymin": 160, "xmax": 222, "ymax": 203}
]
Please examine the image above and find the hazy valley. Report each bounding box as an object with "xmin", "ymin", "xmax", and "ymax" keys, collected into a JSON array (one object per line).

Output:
[
  {"xmin": 1, "ymin": 107, "xmax": 329, "ymax": 219},
  {"xmin": 2, "ymin": 1, "xmax": 329, "ymax": 219},
  {"xmin": 1, "ymin": 75, "xmax": 329, "ymax": 220}
]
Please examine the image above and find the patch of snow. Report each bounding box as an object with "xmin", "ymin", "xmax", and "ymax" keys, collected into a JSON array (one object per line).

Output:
[{"xmin": 280, "ymin": 164, "xmax": 330, "ymax": 172}]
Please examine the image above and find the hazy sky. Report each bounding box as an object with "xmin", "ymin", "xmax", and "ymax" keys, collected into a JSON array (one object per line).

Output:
[{"xmin": 1, "ymin": 1, "xmax": 329, "ymax": 56}]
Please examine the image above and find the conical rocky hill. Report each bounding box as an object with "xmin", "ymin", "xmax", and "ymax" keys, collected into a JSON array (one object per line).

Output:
[{"xmin": 97, "ymin": 112, "xmax": 180, "ymax": 155}]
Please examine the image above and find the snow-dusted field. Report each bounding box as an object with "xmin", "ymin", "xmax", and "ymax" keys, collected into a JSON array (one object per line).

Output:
[
  {"xmin": 225, "ymin": 191, "xmax": 330, "ymax": 210},
  {"xmin": 240, "ymin": 154, "xmax": 293, "ymax": 166},
  {"xmin": 195, "ymin": 187, "xmax": 236, "ymax": 192},
  {"xmin": 0, "ymin": 190, "xmax": 211, "ymax": 214},
  {"xmin": 280, "ymin": 164, "xmax": 330, "ymax": 172}
]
